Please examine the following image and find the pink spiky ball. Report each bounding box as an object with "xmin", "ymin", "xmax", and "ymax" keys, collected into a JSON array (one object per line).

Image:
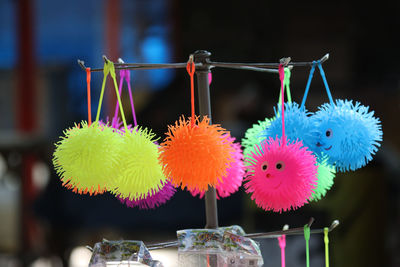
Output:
[
  {"xmin": 244, "ymin": 137, "xmax": 318, "ymax": 212},
  {"xmin": 190, "ymin": 135, "xmax": 245, "ymax": 199}
]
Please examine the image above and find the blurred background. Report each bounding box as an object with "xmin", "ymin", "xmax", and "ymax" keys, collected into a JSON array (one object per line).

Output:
[{"xmin": 0, "ymin": 0, "xmax": 399, "ymax": 266}]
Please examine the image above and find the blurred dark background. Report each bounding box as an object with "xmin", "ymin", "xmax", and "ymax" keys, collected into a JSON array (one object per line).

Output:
[{"xmin": 0, "ymin": 0, "xmax": 399, "ymax": 266}]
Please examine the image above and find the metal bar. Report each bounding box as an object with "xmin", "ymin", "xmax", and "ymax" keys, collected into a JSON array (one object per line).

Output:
[
  {"xmin": 193, "ymin": 50, "xmax": 219, "ymax": 230},
  {"xmin": 211, "ymin": 64, "xmax": 279, "ymax": 73},
  {"xmin": 145, "ymin": 219, "xmax": 340, "ymax": 250},
  {"xmin": 82, "ymin": 64, "xmax": 202, "ymax": 72},
  {"xmin": 85, "ymin": 64, "xmax": 280, "ymax": 73},
  {"xmin": 115, "ymin": 62, "xmax": 190, "ymax": 68},
  {"xmin": 209, "ymin": 54, "xmax": 327, "ymax": 68},
  {"xmin": 76, "ymin": 53, "xmax": 329, "ymax": 72}
]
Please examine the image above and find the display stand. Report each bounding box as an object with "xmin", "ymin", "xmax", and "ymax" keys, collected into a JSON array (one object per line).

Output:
[
  {"xmin": 78, "ymin": 51, "xmax": 337, "ymax": 267},
  {"xmin": 193, "ymin": 50, "xmax": 219, "ymax": 229}
]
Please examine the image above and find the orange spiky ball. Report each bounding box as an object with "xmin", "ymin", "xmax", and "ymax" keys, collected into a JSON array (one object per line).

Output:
[{"xmin": 159, "ymin": 116, "xmax": 234, "ymax": 192}]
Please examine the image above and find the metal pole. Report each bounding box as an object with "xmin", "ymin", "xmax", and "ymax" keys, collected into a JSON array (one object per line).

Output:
[{"xmin": 193, "ymin": 50, "xmax": 219, "ymax": 229}]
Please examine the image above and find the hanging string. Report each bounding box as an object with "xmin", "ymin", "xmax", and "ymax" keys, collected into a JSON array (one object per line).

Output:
[
  {"xmin": 324, "ymin": 227, "xmax": 330, "ymax": 267},
  {"xmin": 278, "ymin": 67, "xmax": 292, "ymax": 105},
  {"xmin": 300, "ymin": 61, "xmax": 316, "ymax": 109},
  {"xmin": 284, "ymin": 68, "xmax": 292, "ymax": 102},
  {"xmin": 278, "ymin": 64, "xmax": 286, "ymax": 146},
  {"xmin": 186, "ymin": 57, "xmax": 196, "ymax": 127},
  {"xmin": 126, "ymin": 70, "xmax": 138, "ymax": 127},
  {"xmin": 107, "ymin": 60, "xmax": 129, "ymax": 132},
  {"xmin": 304, "ymin": 224, "xmax": 311, "ymax": 267},
  {"xmin": 85, "ymin": 67, "xmax": 92, "ymax": 126},
  {"xmin": 278, "ymin": 234, "xmax": 286, "ymax": 267},
  {"xmin": 112, "ymin": 70, "xmax": 125, "ymax": 128},
  {"xmin": 317, "ymin": 61, "xmax": 334, "ymax": 105},
  {"xmin": 112, "ymin": 69, "xmax": 138, "ymax": 128},
  {"xmin": 95, "ymin": 63, "xmax": 111, "ymax": 122},
  {"xmin": 300, "ymin": 60, "xmax": 334, "ymax": 108}
]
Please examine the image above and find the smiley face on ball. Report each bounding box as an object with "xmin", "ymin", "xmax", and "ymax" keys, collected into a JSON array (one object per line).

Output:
[
  {"xmin": 259, "ymin": 160, "xmax": 286, "ymax": 189},
  {"xmin": 244, "ymin": 137, "xmax": 318, "ymax": 212},
  {"xmin": 313, "ymin": 120, "xmax": 344, "ymax": 159}
]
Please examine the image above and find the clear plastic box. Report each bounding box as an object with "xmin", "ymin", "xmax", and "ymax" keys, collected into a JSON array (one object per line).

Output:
[{"xmin": 177, "ymin": 225, "xmax": 264, "ymax": 267}]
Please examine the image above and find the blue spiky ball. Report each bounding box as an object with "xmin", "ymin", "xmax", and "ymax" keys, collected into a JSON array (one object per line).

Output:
[
  {"xmin": 261, "ymin": 102, "xmax": 315, "ymax": 149},
  {"xmin": 311, "ymin": 99, "xmax": 382, "ymax": 172}
]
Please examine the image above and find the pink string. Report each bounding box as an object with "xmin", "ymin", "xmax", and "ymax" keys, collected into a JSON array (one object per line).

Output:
[
  {"xmin": 278, "ymin": 235, "xmax": 286, "ymax": 267},
  {"xmin": 278, "ymin": 65, "xmax": 285, "ymax": 146},
  {"xmin": 113, "ymin": 69, "xmax": 137, "ymax": 127}
]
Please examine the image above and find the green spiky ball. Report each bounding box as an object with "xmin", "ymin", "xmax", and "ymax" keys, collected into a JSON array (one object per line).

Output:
[
  {"xmin": 53, "ymin": 121, "xmax": 123, "ymax": 195},
  {"xmin": 109, "ymin": 126, "xmax": 167, "ymax": 201},
  {"xmin": 242, "ymin": 118, "xmax": 272, "ymax": 165},
  {"xmin": 310, "ymin": 159, "xmax": 336, "ymax": 201}
]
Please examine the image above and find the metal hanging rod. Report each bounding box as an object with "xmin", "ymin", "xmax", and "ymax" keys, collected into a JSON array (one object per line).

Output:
[
  {"xmin": 77, "ymin": 53, "xmax": 329, "ymax": 73},
  {"xmin": 212, "ymin": 64, "xmax": 281, "ymax": 73},
  {"xmin": 145, "ymin": 218, "xmax": 339, "ymax": 251},
  {"xmin": 211, "ymin": 53, "xmax": 329, "ymax": 69},
  {"xmin": 78, "ymin": 59, "xmax": 279, "ymax": 73},
  {"xmin": 84, "ymin": 218, "xmax": 338, "ymax": 252}
]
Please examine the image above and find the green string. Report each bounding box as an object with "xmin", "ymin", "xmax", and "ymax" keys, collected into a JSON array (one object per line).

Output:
[
  {"xmin": 95, "ymin": 62, "xmax": 111, "ymax": 122},
  {"xmin": 324, "ymin": 227, "xmax": 329, "ymax": 267},
  {"xmin": 278, "ymin": 67, "xmax": 292, "ymax": 105},
  {"xmin": 304, "ymin": 224, "xmax": 310, "ymax": 267},
  {"xmin": 284, "ymin": 68, "xmax": 292, "ymax": 103},
  {"xmin": 107, "ymin": 60, "xmax": 129, "ymax": 132}
]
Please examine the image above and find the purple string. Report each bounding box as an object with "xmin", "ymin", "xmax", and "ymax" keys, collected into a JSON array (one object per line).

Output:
[
  {"xmin": 113, "ymin": 69, "xmax": 137, "ymax": 128},
  {"xmin": 126, "ymin": 71, "xmax": 137, "ymax": 127},
  {"xmin": 112, "ymin": 73, "xmax": 124, "ymax": 128}
]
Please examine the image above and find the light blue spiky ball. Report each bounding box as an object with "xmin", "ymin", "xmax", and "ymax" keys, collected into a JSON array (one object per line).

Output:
[
  {"xmin": 311, "ymin": 99, "xmax": 382, "ymax": 172},
  {"xmin": 261, "ymin": 102, "xmax": 315, "ymax": 149}
]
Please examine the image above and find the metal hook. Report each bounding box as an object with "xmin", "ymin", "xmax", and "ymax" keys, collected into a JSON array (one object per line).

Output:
[
  {"xmin": 328, "ymin": 220, "xmax": 340, "ymax": 231},
  {"xmin": 307, "ymin": 217, "xmax": 315, "ymax": 228},
  {"xmin": 279, "ymin": 57, "xmax": 291, "ymax": 66},
  {"xmin": 188, "ymin": 54, "xmax": 194, "ymax": 64},
  {"xmin": 77, "ymin": 59, "xmax": 87, "ymax": 70},
  {"xmin": 319, "ymin": 53, "xmax": 330, "ymax": 63}
]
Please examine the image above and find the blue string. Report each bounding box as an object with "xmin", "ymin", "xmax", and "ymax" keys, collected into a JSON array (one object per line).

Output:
[
  {"xmin": 300, "ymin": 61, "xmax": 316, "ymax": 109},
  {"xmin": 317, "ymin": 61, "xmax": 334, "ymax": 105}
]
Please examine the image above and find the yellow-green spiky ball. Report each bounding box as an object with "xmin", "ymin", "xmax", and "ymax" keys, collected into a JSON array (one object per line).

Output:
[
  {"xmin": 53, "ymin": 121, "xmax": 123, "ymax": 195},
  {"xmin": 109, "ymin": 126, "xmax": 166, "ymax": 201}
]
